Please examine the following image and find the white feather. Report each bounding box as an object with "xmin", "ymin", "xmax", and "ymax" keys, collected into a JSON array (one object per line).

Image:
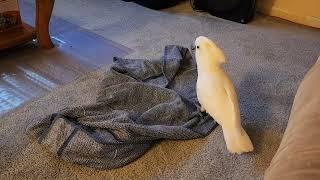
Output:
[{"xmin": 195, "ymin": 36, "xmax": 253, "ymax": 154}]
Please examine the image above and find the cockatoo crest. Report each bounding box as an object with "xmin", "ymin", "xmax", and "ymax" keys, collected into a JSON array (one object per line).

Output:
[{"xmin": 195, "ymin": 36, "xmax": 226, "ymax": 66}]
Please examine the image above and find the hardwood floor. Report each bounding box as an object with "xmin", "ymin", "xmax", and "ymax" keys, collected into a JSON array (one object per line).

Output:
[{"xmin": 0, "ymin": 1, "xmax": 132, "ymax": 116}]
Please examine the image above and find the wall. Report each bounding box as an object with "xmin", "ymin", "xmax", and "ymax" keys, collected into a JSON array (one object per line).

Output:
[{"xmin": 257, "ymin": 0, "xmax": 320, "ymax": 28}]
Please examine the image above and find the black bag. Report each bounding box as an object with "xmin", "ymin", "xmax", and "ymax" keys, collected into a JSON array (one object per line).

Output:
[
  {"xmin": 122, "ymin": 0, "xmax": 182, "ymax": 10},
  {"xmin": 190, "ymin": 0, "xmax": 256, "ymax": 24}
]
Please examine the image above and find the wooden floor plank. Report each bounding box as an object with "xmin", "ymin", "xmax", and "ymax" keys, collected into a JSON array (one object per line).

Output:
[{"xmin": 0, "ymin": 1, "xmax": 132, "ymax": 116}]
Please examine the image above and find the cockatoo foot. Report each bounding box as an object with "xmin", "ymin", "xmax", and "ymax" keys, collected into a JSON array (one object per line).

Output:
[
  {"xmin": 200, "ymin": 106, "xmax": 206, "ymax": 112},
  {"xmin": 226, "ymin": 143, "xmax": 254, "ymax": 154}
]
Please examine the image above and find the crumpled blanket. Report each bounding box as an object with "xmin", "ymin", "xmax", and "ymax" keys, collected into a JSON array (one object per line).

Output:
[{"xmin": 27, "ymin": 45, "xmax": 217, "ymax": 169}]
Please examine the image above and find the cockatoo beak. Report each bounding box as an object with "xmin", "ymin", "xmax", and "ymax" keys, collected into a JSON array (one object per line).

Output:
[{"xmin": 191, "ymin": 44, "xmax": 196, "ymax": 51}]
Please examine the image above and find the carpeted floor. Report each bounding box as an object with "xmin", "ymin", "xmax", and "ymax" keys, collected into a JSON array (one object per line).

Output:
[{"xmin": 1, "ymin": 0, "xmax": 320, "ymax": 179}]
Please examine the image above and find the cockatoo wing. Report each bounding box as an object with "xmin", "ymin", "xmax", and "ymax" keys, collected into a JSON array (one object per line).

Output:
[{"xmin": 223, "ymin": 78, "xmax": 242, "ymax": 130}]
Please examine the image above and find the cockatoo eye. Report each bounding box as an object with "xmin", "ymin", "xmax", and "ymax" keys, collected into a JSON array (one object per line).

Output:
[{"xmin": 196, "ymin": 46, "xmax": 200, "ymax": 49}]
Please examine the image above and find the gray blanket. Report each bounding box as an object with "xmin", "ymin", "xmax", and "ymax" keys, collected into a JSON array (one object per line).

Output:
[{"xmin": 27, "ymin": 45, "xmax": 217, "ymax": 169}]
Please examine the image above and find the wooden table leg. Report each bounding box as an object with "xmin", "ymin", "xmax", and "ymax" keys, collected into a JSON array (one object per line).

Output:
[{"xmin": 36, "ymin": 0, "xmax": 55, "ymax": 49}]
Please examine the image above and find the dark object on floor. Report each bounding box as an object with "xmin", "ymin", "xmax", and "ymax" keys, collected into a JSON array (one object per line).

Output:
[
  {"xmin": 122, "ymin": 0, "xmax": 183, "ymax": 10},
  {"xmin": 190, "ymin": 0, "xmax": 256, "ymax": 24},
  {"xmin": 27, "ymin": 45, "xmax": 217, "ymax": 169}
]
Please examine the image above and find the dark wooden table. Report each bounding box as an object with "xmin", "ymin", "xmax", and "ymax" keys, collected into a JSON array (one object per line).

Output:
[{"xmin": 0, "ymin": 0, "xmax": 55, "ymax": 50}]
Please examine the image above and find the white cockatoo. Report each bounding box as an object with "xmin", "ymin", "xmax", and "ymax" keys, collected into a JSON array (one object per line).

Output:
[{"xmin": 193, "ymin": 36, "xmax": 253, "ymax": 154}]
